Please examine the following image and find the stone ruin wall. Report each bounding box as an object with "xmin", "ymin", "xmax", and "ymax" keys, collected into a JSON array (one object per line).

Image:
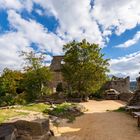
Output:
[
  {"xmin": 50, "ymin": 56, "xmax": 65, "ymax": 92},
  {"xmin": 51, "ymin": 71, "xmax": 64, "ymax": 92},
  {"xmin": 109, "ymin": 76, "xmax": 130, "ymax": 94},
  {"xmin": 105, "ymin": 76, "xmax": 133, "ymax": 101}
]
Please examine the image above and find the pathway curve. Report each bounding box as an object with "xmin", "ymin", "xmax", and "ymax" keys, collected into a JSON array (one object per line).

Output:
[{"xmin": 51, "ymin": 100, "xmax": 140, "ymax": 140}]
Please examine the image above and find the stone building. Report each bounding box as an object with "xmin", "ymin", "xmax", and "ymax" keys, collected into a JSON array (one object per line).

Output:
[
  {"xmin": 104, "ymin": 76, "xmax": 133, "ymax": 101},
  {"xmin": 50, "ymin": 56, "xmax": 64, "ymax": 92}
]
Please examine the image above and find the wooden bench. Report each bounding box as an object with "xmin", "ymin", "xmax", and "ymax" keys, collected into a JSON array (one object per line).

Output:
[{"xmin": 133, "ymin": 112, "xmax": 140, "ymax": 127}]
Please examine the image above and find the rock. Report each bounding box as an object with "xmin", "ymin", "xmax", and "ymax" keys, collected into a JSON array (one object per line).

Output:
[
  {"xmin": 0, "ymin": 124, "xmax": 17, "ymax": 140},
  {"xmin": 0, "ymin": 118, "xmax": 51, "ymax": 140},
  {"xmin": 15, "ymin": 119, "xmax": 50, "ymax": 136}
]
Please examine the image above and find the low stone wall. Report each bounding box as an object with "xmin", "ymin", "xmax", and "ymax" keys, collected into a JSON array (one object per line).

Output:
[
  {"xmin": 119, "ymin": 92, "xmax": 133, "ymax": 102},
  {"xmin": 0, "ymin": 118, "xmax": 50, "ymax": 140}
]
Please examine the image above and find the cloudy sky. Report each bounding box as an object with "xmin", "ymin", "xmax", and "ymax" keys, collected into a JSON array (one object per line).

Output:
[{"xmin": 0, "ymin": 0, "xmax": 140, "ymax": 80}]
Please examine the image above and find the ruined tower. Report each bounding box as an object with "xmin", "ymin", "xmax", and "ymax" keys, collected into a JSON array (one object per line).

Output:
[{"xmin": 50, "ymin": 56, "xmax": 64, "ymax": 92}]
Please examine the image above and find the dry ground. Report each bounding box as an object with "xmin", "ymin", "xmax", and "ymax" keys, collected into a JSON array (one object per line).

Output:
[{"xmin": 51, "ymin": 100, "xmax": 140, "ymax": 140}]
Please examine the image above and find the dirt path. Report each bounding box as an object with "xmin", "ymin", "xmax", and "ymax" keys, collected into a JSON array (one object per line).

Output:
[{"xmin": 51, "ymin": 100, "xmax": 140, "ymax": 140}]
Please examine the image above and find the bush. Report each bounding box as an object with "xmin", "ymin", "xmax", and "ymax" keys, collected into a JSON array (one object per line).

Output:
[
  {"xmin": 43, "ymin": 102, "xmax": 86, "ymax": 122},
  {"xmin": 14, "ymin": 93, "xmax": 27, "ymax": 105}
]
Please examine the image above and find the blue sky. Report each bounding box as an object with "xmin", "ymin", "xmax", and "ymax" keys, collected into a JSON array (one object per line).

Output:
[{"xmin": 0, "ymin": 0, "xmax": 140, "ymax": 80}]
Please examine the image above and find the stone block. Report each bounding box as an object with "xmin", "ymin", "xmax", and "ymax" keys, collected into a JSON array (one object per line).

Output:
[{"xmin": 15, "ymin": 118, "xmax": 49, "ymax": 136}]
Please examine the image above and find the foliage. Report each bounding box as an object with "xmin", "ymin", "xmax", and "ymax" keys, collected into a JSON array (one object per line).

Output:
[
  {"xmin": 0, "ymin": 68, "xmax": 23, "ymax": 96},
  {"xmin": 21, "ymin": 51, "xmax": 52, "ymax": 101},
  {"xmin": 62, "ymin": 39, "xmax": 109, "ymax": 98},
  {"xmin": 0, "ymin": 68, "xmax": 23, "ymax": 106},
  {"xmin": 0, "ymin": 51, "xmax": 52, "ymax": 106},
  {"xmin": 113, "ymin": 107, "xmax": 125, "ymax": 112},
  {"xmin": 17, "ymin": 103, "xmax": 50, "ymax": 112},
  {"xmin": 43, "ymin": 102, "xmax": 84, "ymax": 122}
]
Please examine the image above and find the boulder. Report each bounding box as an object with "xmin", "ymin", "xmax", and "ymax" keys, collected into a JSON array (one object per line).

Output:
[
  {"xmin": 15, "ymin": 119, "xmax": 49, "ymax": 136},
  {"xmin": 0, "ymin": 118, "xmax": 50, "ymax": 140},
  {"xmin": 0, "ymin": 124, "xmax": 17, "ymax": 140}
]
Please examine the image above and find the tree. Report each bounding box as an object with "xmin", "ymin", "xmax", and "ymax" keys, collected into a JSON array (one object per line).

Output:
[
  {"xmin": 62, "ymin": 39, "xmax": 109, "ymax": 99},
  {"xmin": 0, "ymin": 68, "xmax": 23, "ymax": 105},
  {"xmin": 0, "ymin": 68, "xmax": 23, "ymax": 95},
  {"xmin": 21, "ymin": 51, "xmax": 52, "ymax": 101}
]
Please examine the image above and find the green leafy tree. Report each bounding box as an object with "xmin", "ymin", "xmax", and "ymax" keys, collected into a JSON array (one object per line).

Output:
[
  {"xmin": 21, "ymin": 51, "xmax": 52, "ymax": 101},
  {"xmin": 0, "ymin": 68, "xmax": 23, "ymax": 105},
  {"xmin": 62, "ymin": 39, "xmax": 109, "ymax": 99}
]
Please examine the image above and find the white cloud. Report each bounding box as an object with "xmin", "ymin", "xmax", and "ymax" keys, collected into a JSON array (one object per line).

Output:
[
  {"xmin": 93, "ymin": 0, "xmax": 140, "ymax": 35},
  {"xmin": 34, "ymin": 0, "xmax": 104, "ymax": 46},
  {"xmin": 0, "ymin": 10, "xmax": 64, "ymax": 72},
  {"xmin": 110, "ymin": 51, "xmax": 140, "ymax": 80},
  {"xmin": 115, "ymin": 31, "xmax": 140, "ymax": 48},
  {"xmin": 0, "ymin": 0, "xmax": 33, "ymax": 12},
  {"xmin": 1, "ymin": 0, "xmax": 140, "ymax": 78},
  {"xmin": 0, "ymin": 0, "xmax": 23, "ymax": 10},
  {"xmin": 0, "ymin": 32, "xmax": 31, "ymax": 73},
  {"xmin": 7, "ymin": 10, "xmax": 64, "ymax": 54}
]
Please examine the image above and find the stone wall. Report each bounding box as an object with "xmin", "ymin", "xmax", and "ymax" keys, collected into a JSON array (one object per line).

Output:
[
  {"xmin": 104, "ymin": 76, "xmax": 133, "ymax": 101},
  {"xmin": 105, "ymin": 76, "xmax": 130, "ymax": 94},
  {"xmin": 50, "ymin": 56, "xmax": 65, "ymax": 92}
]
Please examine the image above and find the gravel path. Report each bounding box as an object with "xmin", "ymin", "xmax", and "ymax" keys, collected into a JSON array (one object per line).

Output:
[{"xmin": 51, "ymin": 100, "xmax": 140, "ymax": 140}]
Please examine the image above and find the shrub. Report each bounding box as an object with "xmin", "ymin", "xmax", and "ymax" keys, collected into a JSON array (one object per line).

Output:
[{"xmin": 43, "ymin": 102, "xmax": 86, "ymax": 122}]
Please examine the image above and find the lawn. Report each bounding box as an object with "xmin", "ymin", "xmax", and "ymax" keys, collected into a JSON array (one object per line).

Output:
[
  {"xmin": 0, "ymin": 103, "xmax": 50, "ymax": 123},
  {"xmin": 0, "ymin": 102, "xmax": 84, "ymax": 123},
  {"xmin": 0, "ymin": 109, "xmax": 28, "ymax": 123},
  {"xmin": 17, "ymin": 103, "xmax": 50, "ymax": 112}
]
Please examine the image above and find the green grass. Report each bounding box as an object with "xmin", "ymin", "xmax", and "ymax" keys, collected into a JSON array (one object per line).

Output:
[
  {"xmin": 113, "ymin": 107, "xmax": 125, "ymax": 112},
  {"xmin": 17, "ymin": 103, "xmax": 50, "ymax": 112},
  {"xmin": 0, "ymin": 109, "xmax": 28, "ymax": 123},
  {"xmin": 0, "ymin": 102, "xmax": 83, "ymax": 124},
  {"xmin": 43, "ymin": 102, "xmax": 82, "ymax": 123}
]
